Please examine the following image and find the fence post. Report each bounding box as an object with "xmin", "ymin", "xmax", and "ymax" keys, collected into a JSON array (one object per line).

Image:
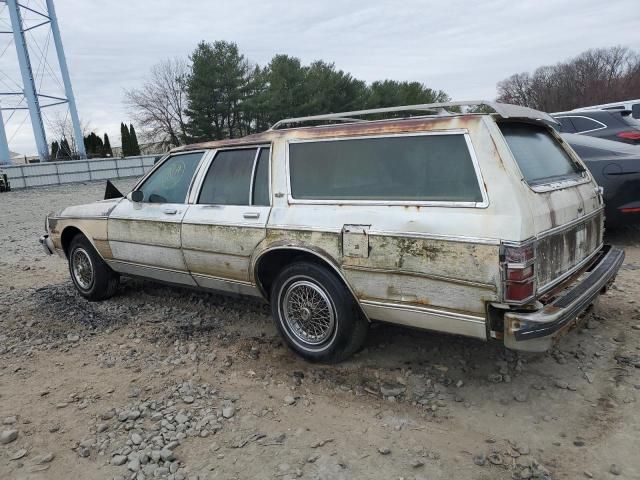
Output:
[{"xmin": 54, "ymin": 162, "xmax": 61, "ymax": 186}]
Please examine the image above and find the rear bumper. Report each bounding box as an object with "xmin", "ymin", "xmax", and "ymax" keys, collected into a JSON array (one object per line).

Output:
[
  {"xmin": 39, "ymin": 234, "xmax": 55, "ymax": 255},
  {"xmin": 504, "ymin": 245, "xmax": 624, "ymax": 352}
]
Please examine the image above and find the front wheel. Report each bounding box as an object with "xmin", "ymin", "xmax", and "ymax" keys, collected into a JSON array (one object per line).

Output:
[
  {"xmin": 270, "ymin": 262, "xmax": 368, "ymax": 363},
  {"xmin": 68, "ymin": 235, "xmax": 119, "ymax": 301}
]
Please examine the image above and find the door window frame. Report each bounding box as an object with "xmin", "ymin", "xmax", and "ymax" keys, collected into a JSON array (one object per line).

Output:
[
  {"xmin": 284, "ymin": 130, "xmax": 489, "ymax": 208},
  {"xmin": 189, "ymin": 144, "xmax": 272, "ymax": 206},
  {"xmin": 131, "ymin": 150, "xmax": 210, "ymax": 204}
]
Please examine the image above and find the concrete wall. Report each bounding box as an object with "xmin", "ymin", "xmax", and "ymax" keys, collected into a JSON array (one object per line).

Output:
[{"xmin": 1, "ymin": 155, "xmax": 158, "ymax": 189}]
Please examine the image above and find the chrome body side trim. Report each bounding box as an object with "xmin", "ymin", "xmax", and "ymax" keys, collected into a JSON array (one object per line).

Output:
[
  {"xmin": 342, "ymin": 264, "xmax": 497, "ymax": 290},
  {"xmin": 106, "ymin": 260, "xmax": 197, "ymax": 286},
  {"xmin": 361, "ymin": 300, "xmax": 487, "ymax": 340},
  {"xmin": 191, "ymin": 273, "xmax": 262, "ymax": 297}
]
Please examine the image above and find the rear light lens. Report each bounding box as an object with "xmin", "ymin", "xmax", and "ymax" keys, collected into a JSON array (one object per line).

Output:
[
  {"xmin": 616, "ymin": 131, "xmax": 640, "ymax": 140},
  {"xmin": 507, "ymin": 264, "xmax": 533, "ymax": 281},
  {"xmin": 501, "ymin": 243, "xmax": 536, "ymax": 303},
  {"xmin": 506, "ymin": 281, "xmax": 535, "ymax": 302},
  {"xmin": 503, "ymin": 244, "xmax": 535, "ymax": 263}
]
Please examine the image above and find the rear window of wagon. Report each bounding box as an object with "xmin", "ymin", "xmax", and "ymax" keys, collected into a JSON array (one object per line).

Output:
[{"xmin": 500, "ymin": 123, "xmax": 584, "ymax": 186}]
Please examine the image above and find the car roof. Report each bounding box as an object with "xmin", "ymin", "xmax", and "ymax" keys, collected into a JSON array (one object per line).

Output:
[{"xmin": 173, "ymin": 101, "xmax": 555, "ymax": 153}]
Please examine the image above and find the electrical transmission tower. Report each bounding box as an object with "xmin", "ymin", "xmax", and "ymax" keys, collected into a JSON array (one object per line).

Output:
[{"xmin": 0, "ymin": 0, "xmax": 86, "ymax": 164}]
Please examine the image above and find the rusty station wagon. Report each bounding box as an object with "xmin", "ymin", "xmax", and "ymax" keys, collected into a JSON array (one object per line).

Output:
[{"xmin": 40, "ymin": 101, "xmax": 625, "ymax": 362}]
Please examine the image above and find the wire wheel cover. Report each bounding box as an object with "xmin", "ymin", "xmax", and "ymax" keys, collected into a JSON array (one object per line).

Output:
[
  {"xmin": 282, "ymin": 280, "xmax": 336, "ymax": 345},
  {"xmin": 71, "ymin": 247, "xmax": 93, "ymax": 290}
]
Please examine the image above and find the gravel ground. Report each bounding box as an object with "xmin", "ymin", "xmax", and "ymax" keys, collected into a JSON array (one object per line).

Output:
[{"xmin": 1, "ymin": 180, "xmax": 639, "ymax": 480}]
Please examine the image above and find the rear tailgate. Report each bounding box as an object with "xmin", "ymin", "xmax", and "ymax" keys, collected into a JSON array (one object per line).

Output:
[
  {"xmin": 499, "ymin": 122, "xmax": 604, "ymax": 294},
  {"xmin": 535, "ymin": 210, "xmax": 603, "ymax": 291}
]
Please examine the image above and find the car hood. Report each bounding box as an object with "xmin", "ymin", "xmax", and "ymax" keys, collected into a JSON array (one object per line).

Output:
[{"xmin": 52, "ymin": 198, "xmax": 123, "ymax": 219}]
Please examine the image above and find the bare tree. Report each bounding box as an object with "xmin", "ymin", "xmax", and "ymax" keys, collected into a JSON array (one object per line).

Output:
[
  {"xmin": 124, "ymin": 58, "xmax": 189, "ymax": 148},
  {"xmin": 46, "ymin": 110, "xmax": 92, "ymax": 159},
  {"xmin": 497, "ymin": 46, "xmax": 640, "ymax": 112}
]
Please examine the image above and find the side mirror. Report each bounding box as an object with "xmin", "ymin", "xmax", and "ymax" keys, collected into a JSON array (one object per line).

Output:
[{"xmin": 131, "ymin": 190, "xmax": 144, "ymax": 202}]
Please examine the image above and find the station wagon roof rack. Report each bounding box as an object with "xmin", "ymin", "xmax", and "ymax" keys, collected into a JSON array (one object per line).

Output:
[{"xmin": 269, "ymin": 100, "xmax": 557, "ymax": 130}]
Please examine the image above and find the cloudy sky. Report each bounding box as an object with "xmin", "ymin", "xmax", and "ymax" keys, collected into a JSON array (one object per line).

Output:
[{"xmin": 1, "ymin": 0, "xmax": 639, "ymax": 156}]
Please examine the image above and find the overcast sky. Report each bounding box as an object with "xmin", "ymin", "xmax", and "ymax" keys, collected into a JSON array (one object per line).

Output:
[{"xmin": 1, "ymin": 0, "xmax": 639, "ymax": 156}]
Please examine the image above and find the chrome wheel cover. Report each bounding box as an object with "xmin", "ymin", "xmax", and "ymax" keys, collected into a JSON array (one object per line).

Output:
[
  {"xmin": 71, "ymin": 247, "xmax": 94, "ymax": 290},
  {"xmin": 282, "ymin": 280, "xmax": 336, "ymax": 345}
]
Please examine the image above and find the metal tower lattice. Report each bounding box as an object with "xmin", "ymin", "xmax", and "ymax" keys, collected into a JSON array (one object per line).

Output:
[{"xmin": 0, "ymin": 0, "xmax": 86, "ymax": 164}]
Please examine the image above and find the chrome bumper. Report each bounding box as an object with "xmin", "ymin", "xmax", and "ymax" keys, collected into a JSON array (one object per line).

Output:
[
  {"xmin": 39, "ymin": 234, "xmax": 55, "ymax": 255},
  {"xmin": 504, "ymin": 245, "xmax": 624, "ymax": 352}
]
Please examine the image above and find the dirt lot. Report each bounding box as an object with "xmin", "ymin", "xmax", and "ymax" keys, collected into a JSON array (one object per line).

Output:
[{"xmin": 1, "ymin": 180, "xmax": 639, "ymax": 480}]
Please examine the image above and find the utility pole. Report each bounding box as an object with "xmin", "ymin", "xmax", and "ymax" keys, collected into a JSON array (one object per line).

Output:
[
  {"xmin": 0, "ymin": 103, "xmax": 11, "ymax": 164},
  {"xmin": 1, "ymin": 0, "xmax": 86, "ymax": 161}
]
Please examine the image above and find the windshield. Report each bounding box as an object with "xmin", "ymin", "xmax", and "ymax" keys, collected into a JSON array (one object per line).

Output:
[{"xmin": 500, "ymin": 123, "xmax": 584, "ymax": 186}]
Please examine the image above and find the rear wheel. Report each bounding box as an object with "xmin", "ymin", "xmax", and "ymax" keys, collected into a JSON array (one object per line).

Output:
[
  {"xmin": 68, "ymin": 235, "xmax": 119, "ymax": 301},
  {"xmin": 270, "ymin": 262, "xmax": 368, "ymax": 363}
]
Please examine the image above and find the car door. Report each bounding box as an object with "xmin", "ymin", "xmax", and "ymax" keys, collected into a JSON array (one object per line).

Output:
[
  {"xmin": 181, "ymin": 146, "xmax": 271, "ymax": 295},
  {"xmin": 107, "ymin": 151, "xmax": 206, "ymax": 285}
]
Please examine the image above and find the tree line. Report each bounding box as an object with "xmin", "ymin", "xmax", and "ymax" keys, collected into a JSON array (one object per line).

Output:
[
  {"xmin": 50, "ymin": 132, "xmax": 112, "ymax": 160},
  {"xmin": 496, "ymin": 46, "xmax": 640, "ymax": 112},
  {"xmin": 49, "ymin": 123, "xmax": 141, "ymax": 160},
  {"xmin": 126, "ymin": 42, "xmax": 640, "ymax": 147},
  {"xmin": 125, "ymin": 40, "xmax": 449, "ymax": 147}
]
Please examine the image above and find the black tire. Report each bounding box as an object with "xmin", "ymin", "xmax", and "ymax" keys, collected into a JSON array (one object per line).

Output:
[
  {"xmin": 270, "ymin": 262, "xmax": 368, "ymax": 363},
  {"xmin": 68, "ymin": 234, "xmax": 119, "ymax": 301}
]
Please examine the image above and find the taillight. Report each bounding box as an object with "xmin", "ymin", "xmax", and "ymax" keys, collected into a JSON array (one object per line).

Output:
[
  {"xmin": 616, "ymin": 131, "xmax": 640, "ymax": 141},
  {"xmin": 501, "ymin": 242, "xmax": 536, "ymax": 303}
]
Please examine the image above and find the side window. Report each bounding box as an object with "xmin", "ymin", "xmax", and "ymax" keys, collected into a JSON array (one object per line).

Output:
[
  {"xmin": 137, "ymin": 152, "xmax": 203, "ymax": 203},
  {"xmin": 557, "ymin": 117, "xmax": 576, "ymax": 133},
  {"xmin": 252, "ymin": 148, "xmax": 270, "ymax": 206},
  {"xmin": 199, "ymin": 149, "xmax": 257, "ymax": 205},
  {"xmin": 571, "ymin": 116, "xmax": 604, "ymax": 133},
  {"xmin": 288, "ymin": 135, "xmax": 483, "ymax": 202}
]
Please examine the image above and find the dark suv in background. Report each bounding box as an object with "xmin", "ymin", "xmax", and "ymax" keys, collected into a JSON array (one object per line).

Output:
[{"xmin": 552, "ymin": 109, "xmax": 640, "ymax": 145}]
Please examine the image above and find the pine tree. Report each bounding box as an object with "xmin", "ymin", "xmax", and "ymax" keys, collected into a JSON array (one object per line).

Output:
[
  {"xmin": 120, "ymin": 122, "xmax": 130, "ymax": 157},
  {"xmin": 103, "ymin": 133, "xmax": 113, "ymax": 157},
  {"xmin": 83, "ymin": 135, "xmax": 91, "ymax": 155},
  {"xmin": 91, "ymin": 133, "xmax": 104, "ymax": 158},
  {"xmin": 59, "ymin": 138, "xmax": 71, "ymax": 159},
  {"xmin": 51, "ymin": 141, "xmax": 59, "ymax": 160},
  {"xmin": 129, "ymin": 124, "xmax": 141, "ymax": 156}
]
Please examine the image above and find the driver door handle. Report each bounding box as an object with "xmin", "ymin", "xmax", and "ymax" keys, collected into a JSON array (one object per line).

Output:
[
  {"xmin": 243, "ymin": 212, "xmax": 260, "ymax": 219},
  {"xmin": 163, "ymin": 208, "xmax": 177, "ymax": 215}
]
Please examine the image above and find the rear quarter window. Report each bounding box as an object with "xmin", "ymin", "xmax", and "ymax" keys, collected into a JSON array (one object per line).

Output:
[
  {"xmin": 570, "ymin": 116, "xmax": 605, "ymax": 132},
  {"xmin": 288, "ymin": 134, "xmax": 484, "ymax": 203},
  {"xmin": 499, "ymin": 123, "xmax": 584, "ymax": 186}
]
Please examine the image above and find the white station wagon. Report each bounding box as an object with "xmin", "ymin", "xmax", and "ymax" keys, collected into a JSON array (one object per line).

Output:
[{"xmin": 40, "ymin": 101, "xmax": 624, "ymax": 362}]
